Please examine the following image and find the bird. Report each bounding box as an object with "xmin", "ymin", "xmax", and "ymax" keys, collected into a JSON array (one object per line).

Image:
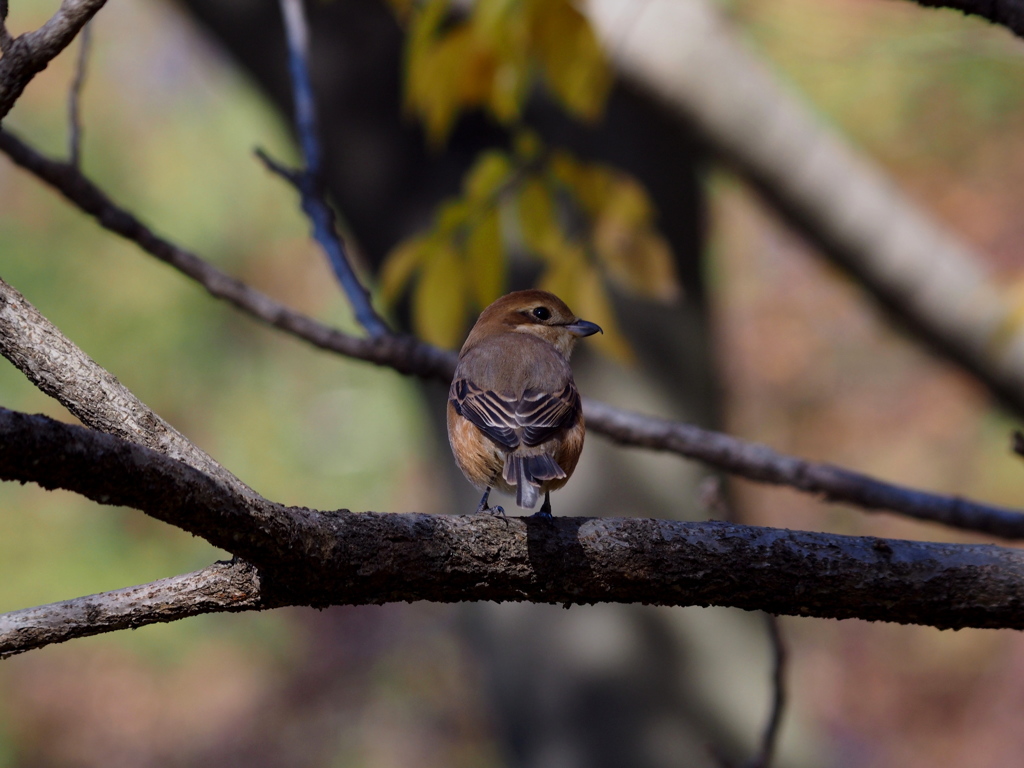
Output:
[{"xmin": 447, "ymin": 289, "xmax": 602, "ymax": 517}]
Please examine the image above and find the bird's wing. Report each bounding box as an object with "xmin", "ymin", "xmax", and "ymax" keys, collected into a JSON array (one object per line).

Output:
[
  {"xmin": 450, "ymin": 378, "xmax": 580, "ymax": 450},
  {"xmin": 516, "ymin": 383, "xmax": 581, "ymax": 447}
]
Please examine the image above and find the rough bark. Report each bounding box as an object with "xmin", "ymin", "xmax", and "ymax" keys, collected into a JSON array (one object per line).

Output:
[
  {"xmin": 0, "ymin": 0, "xmax": 107, "ymax": 122},
  {"xmin": 3, "ymin": 405, "xmax": 1024, "ymax": 657},
  {"xmin": 0, "ymin": 560, "xmax": 263, "ymax": 659},
  {"xmin": 4, "ymin": 142, "xmax": 1024, "ymax": 539},
  {"xmin": 0, "ymin": 273, "xmax": 250, "ymax": 493}
]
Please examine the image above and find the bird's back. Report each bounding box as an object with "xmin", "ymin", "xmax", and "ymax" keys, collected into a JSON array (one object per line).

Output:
[{"xmin": 456, "ymin": 332, "xmax": 572, "ymax": 396}]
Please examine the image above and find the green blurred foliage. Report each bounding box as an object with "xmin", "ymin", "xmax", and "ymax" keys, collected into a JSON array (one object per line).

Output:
[{"xmin": 0, "ymin": 0, "xmax": 427, "ymax": 671}]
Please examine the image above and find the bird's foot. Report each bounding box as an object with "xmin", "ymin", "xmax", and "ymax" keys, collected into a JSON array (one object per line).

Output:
[
  {"xmin": 530, "ymin": 492, "xmax": 553, "ymax": 518},
  {"xmin": 475, "ymin": 488, "xmax": 504, "ymax": 516}
]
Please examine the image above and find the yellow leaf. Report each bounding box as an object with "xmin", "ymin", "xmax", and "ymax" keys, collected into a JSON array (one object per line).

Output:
[
  {"xmin": 517, "ymin": 178, "xmax": 562, "ymax": 257},
  {"xmin": 603, "ymin": 176, "xmax": 655, "ymax": 227},
  {"xmin": 537, "ymin": 242, "xmax": 587, "ymax": 305},
  {"xmin": 512, "ymin": 128, "xmax": 542, "ymax": 162},
  {"xmin": 464, "ymin": 151, "xmax": 512, "ymax": 202},
  {"xmin": 412, "ymin": 244, "xmax": 469, "ymax": 349},
  {"xmin": 595, "ymin": 227, "xmax": 681, "ymax": 302},
  {"xmin": 572, "ymin": 263, "xmax": 635, "ymax": 364},
  {"xmin": 488, "ymin": 61, "xmax": 529, "ymax": 123},
  {"xmin": 379, "ymin": 235, "xmax": 429, "ymax": 306},
  {"xmin": 437, "ymin": 199, "xmax": 470, "ymax": 237},
  {"xmin": 404, "ymin": 0, "xmax": 450, "ymax": 113},
  {"xmin": 465, "ymin": 209, "xmax": 506, "ymax": 307},
  {"xmin": 420, "ymin": 27, "xmax": 481, "ymax": 146},
  {"xmin": 592, "ymin": 177, "xmax": 681, "ymax": 302},
  {"xmin": 548, "ymin": 151, "xmax": 613, "ymax": 219},
  {"xmin": 528, "ymin": 0, "xmax": 612, "ymax": 121},
  {"xmin": 473, "ymin": 0, "xmax": 529, "ymax": 122}
]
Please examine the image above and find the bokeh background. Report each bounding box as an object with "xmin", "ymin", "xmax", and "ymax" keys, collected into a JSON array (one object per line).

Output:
[{"xmin": 2, "ymin": 0, "xmax": 1024, "ymax": 766}]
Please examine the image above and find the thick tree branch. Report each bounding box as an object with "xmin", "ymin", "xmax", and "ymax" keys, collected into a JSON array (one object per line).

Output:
[
  {"xmin": 0, "ymin": 0, "xmax": 106, "ymax": 123},
  {"xmin": 0, "ymin": 276, "xmax": 253, "ymax": 497},
  {"xmin": 588, "ymin": 0, "xmax": 1024, "ymax": 418},
  {"xmin": 3, "ymin": 128, "xmax": 1024, "ymax": 539},
  {"xmin": 0, "ymin": 560, "xmax": 264, "ymax": 659},
  {"xmin": 3, "ymin": 406, "xmax": 1024, "ymax": 652}
]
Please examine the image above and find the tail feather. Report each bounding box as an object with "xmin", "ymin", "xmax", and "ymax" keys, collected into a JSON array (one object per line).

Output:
[{"xmin": 503, "ymin": 454, "xmax": 566, "ymax": 510}]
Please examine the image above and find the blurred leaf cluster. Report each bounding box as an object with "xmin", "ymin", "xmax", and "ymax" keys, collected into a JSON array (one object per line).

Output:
[
  {"xmin": 379, "ymin": 0, "xmax": 680, "ymax": 358},
  {"xmin": 391, "ymin": 0, "xmax": 611, "ymax": 144},
  {"xmin": 380, "ymin": 133, "xmax": 681, "ymax": 359}
]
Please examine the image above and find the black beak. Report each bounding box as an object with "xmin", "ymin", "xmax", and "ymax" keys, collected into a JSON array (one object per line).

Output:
[{"xmin": 565, "ymin": 319, "xmax": 603, "ymax": 338}]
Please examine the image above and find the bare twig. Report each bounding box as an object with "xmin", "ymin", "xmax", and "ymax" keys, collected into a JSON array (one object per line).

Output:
[
  {"xmin": 583, "ymin": 399, "xmax": 1024, "ymax": 539},
  {"xmin": 0, "ymin": 0, "xmax": 107, "ymax": 122},
  {"xmin": 3, "ymin": 127, "xmax": 1024, "ymax": 539},
  {"xmin": 745, "ymin": 615, "xmax": 787, "ymax": 768},
  {"xmin": 0, "ymin": 560, "xmax": 264, "ymax": 659},
  {"xmin": 260, "ymin": 0, "xmax": 390, "ymax": 338},
  {"xmin": 67, "ymin": 20, "xmax": 91, "ymax": 166}
]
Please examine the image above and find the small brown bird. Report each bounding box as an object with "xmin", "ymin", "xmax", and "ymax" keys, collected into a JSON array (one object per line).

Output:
[{"xmin": 447, "ymin": 290, "xmax": 602, "ymax": 516}]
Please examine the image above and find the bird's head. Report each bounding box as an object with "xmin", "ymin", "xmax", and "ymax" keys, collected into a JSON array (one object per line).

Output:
[{"xmin": 463, "ymin": 289, "xmax": 603, "ymax": 358}]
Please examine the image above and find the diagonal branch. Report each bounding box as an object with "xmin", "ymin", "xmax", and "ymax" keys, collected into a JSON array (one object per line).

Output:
[
  {"xmin": 588, "ymin": 0, "xmax": 1024, "ymax": 418},
  {"xmin": 3, "ymin": 127, "xmax": 1024, "ymax": 539},
  {"xmin": 0, "ymin": 560, "xmax": 264, "ymax": 659},
  {"xmin": 0, "ymin": 128, "xmax": 451, "ymax": 378},
  {"xmin": 4, "ymin": 405, "xmax": 1024, "ymax": 654},
  {"xmin": 0, "ymin": 275, "xmax": 254, "ymax": 497},
  {"xmin": 0, "ymin": 0, "xmax": 107, "ymax": 123},
  {"xmin": 583, "ymin": 399, "xmax": 1024, "ymax": 539},
  {"xmin": 66, "ymin": 20, "xmax": 91, "ymax": 166},
  {"xmin": 257, "ymin": 0, "xmax": 390, "ymax": 338}
]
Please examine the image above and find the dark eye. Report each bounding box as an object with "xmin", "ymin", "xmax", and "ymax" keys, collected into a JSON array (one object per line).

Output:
[{"xmin": 532, "ymin": 306, "xmax": 551, "ymax": 321}]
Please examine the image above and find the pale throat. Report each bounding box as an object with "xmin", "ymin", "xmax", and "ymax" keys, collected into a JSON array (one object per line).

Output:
[{"xmin": 513, "ymin": 324, "xmax": 577, "ymax": 359}]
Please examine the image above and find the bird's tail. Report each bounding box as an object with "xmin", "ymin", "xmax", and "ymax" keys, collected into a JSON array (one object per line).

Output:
[{"xmin": 504, "ymin": 454, "xmax": 566, "ymax": 510}]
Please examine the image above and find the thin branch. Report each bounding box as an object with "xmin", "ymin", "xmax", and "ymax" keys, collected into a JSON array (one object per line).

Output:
[
  {"xmin": 0, "ymin": 560, "xmax": 264, "ymax": 659},
  {"xmin": 259, "ymin": 0, "xmax": 390, "ymax": 338},
  {"xmin": 4, "ymin": 405, "xmax": 1024, "ymax": 651},
  {"xmin": 583, "ymin": 399, "xmax": 1024, "ymax": 539},
  {"xmin": 0, "ymin": 0, "xmax": 107, "ymax": 123},
  {"xmin": 588, "ymin": 0, "xmax": 1024, "ymax": 418},
  {"xmin": 3, "ymin": 127, "xmax": 1024, "ymax": 540},
  {"xmin": 0, "ymin": 128, "xmax": 451, "ymax": 380},
  {"xmin": 745, "ymin": 615, "xmax": 787, "ymax": 768},
  {"xmin": 67, "ymin": 20, "xmax": 91, "ymax": 166}
]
